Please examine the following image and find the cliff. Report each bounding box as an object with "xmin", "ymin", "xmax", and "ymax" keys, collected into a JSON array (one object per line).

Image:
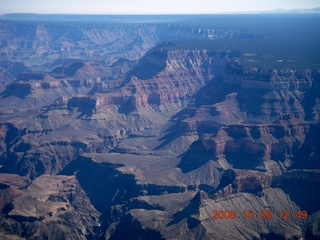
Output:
[
  {"xmin": 73, "ymin": 49, "xmax": 230, "ymax": 115},
  {"xmin": 166, "ymin": 61, "xmax": 320, "ymax": 174}
]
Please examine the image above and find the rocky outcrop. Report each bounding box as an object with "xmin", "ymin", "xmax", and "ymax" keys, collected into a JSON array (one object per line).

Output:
[
  {"xmin": 0, "ymin": 59, "xmax": 131, "ymax": 117},
  {"xmin": 67, "ymin": 96, "xmax": 97, "ymax": 115},
  {"xmin": 0, "ymin": 174, "xmax": 100, "ymax": 240},
  {"xmin": 212, "ymin": 170, "xmax": 271, "ymax": 199},
  {"xmin": 224, "ymin": 61, "xmax": 315, "ymax": 90},
  {"xmin": 0, "ymin": 79, "xmax": 96, "ymax": 113},
  {"xmin": 80, "ymin": 49, "xmax": 231, "ymax": 113}
]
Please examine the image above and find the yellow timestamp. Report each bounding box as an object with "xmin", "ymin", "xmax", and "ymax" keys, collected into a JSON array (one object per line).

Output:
[{"xmin": 212, "ymin": 210, "xmax": 308, "ymax": 220}]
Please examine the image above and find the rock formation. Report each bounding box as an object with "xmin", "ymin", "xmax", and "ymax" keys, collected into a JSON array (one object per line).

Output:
[{"xmin": 0, "ymin": 14, "xmax": 319, "ymax": 240}]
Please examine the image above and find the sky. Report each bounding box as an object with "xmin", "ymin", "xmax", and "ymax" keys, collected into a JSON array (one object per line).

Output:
[{"xmin": 0, "ymin": 0, "xmax": 319, "ymax": 14}]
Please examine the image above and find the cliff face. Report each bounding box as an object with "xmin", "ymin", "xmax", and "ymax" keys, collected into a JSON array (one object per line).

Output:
[
  {"xmin": 172, "ymin": 62, "xmax": 320, "ymax": 173},
  {"xmin": 94, "ymin": 49, "xmax": 227, "ymax": 111}
]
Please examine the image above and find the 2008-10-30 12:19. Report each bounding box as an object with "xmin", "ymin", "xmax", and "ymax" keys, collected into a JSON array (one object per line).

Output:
[{"xmin": 212, "ymin": 210, "xmax": 308, "ymax": 220}]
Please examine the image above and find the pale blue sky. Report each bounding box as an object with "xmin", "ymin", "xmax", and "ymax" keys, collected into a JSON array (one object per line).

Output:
[{"xmin": 0, "ymin": 0, "xmax": 319, "ymax": 14}]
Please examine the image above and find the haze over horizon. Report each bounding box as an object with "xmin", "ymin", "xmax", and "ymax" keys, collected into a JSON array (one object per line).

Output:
[{"xmin": 0, "ymin": 0, "xmax": 319, "ymax": 14}]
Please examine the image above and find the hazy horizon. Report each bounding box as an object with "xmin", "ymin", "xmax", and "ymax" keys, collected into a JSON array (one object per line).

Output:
[{"xmin": 1, "ymin": 0, "xmax": 319, "ymax": 15}]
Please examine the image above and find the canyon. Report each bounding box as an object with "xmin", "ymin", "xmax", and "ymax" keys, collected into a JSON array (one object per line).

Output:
[{"xmin": 0, "ymin": 14, "xmax": 319, "ymax": 239}]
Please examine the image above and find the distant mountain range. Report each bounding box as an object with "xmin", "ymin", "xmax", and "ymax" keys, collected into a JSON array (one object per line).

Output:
[
  {"xmin": 269, "ymin": 7, "xmax": 320, "ymax": 14},
  {"xmin": 0, "ymin": 7, "xmax": 320, "ymax": 20}
]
